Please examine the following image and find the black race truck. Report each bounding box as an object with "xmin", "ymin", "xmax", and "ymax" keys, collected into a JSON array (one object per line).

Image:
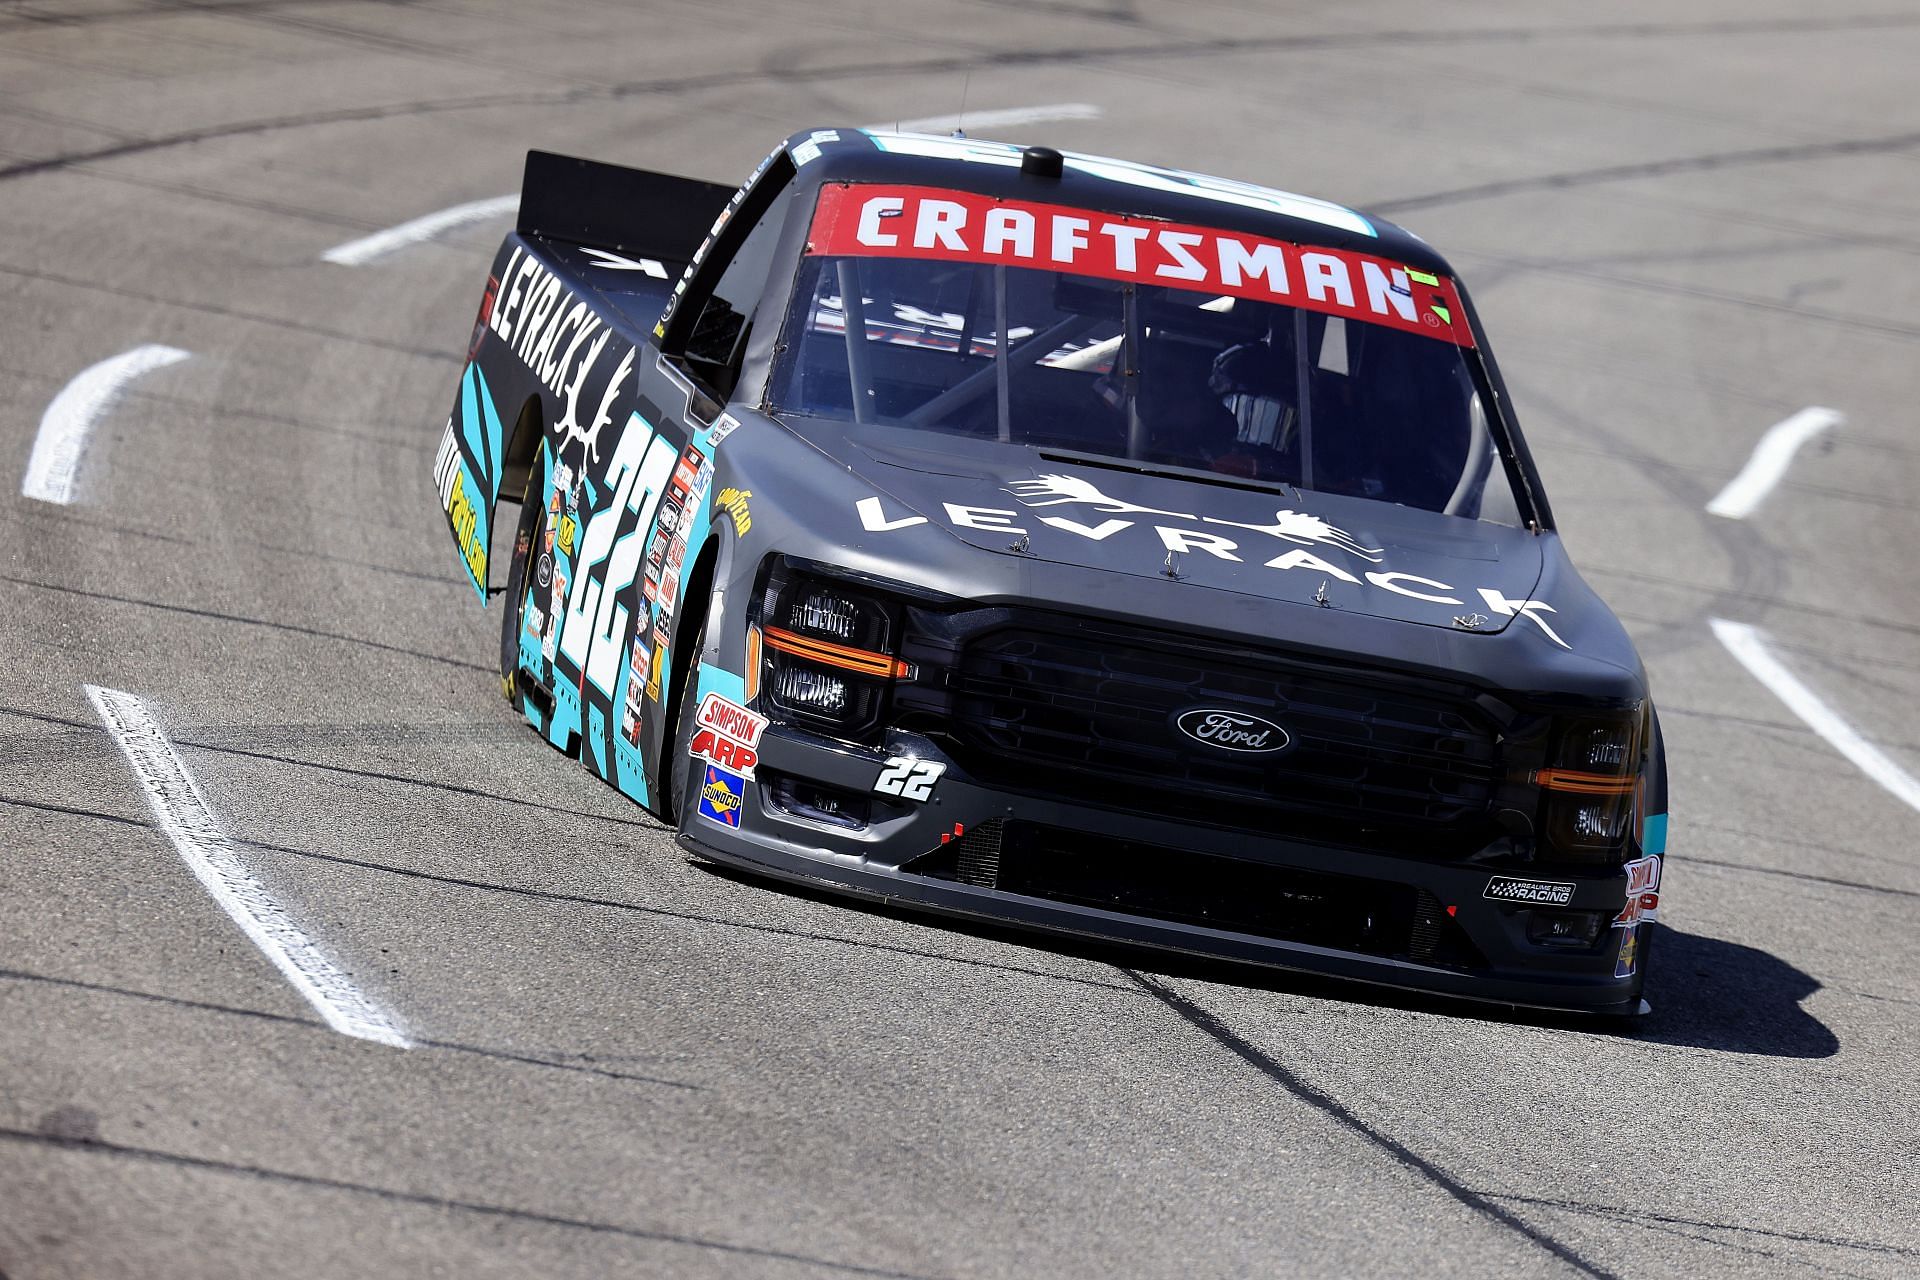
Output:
[{"xmin": 434, "ymin": 128, "xmax": 1667, "ymax": 1016}]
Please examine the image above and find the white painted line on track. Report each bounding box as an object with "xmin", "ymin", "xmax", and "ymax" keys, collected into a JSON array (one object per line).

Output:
[
  {"xmin": 1710, "ymin": 619, "xmax": 1920, "ymax": 814},
  {"xmin": 877, "ymin": 103, "xmax": 1103, "ymax": 134},
  {"xmin": 1706, "ymin": 406, "xmax": 1842, "ymax": 519},
  {"xmin": 321, "ymin": 193, "xmax": 517, "ymax": 266},
  {"xmin": 85, "ymin": 685, "xmax": 412, "ymax": 1047},
  {"xmin": 23, "ymin": 344, "xmax": 189, "ymax": 505}
]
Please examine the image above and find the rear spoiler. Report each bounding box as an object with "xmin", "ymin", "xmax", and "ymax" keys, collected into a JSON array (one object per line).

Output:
[{"xmin": 516, "ymin": 149, "xmax": 736, "ymax": 260}]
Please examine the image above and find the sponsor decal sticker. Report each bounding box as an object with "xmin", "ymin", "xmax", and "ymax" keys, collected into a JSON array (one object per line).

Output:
[
  {"xmin": 1175, "ymin": 707, "xmax": 1291, "ymax": 754},
  {"xmin": 706, "ymin": 412, "xmax": 742, "ymax": 448},
  {"xmin": 688, "ymin": 691, "xmax": 765, "ymax": 779},
  {"xmin": 696, "ymin": 693, "xmax": 767, "ymax": 748},
  {"xmin": 1614, "ymin": 926, "xmax": 1640, "ymax": 979},
  {"xmin": 715, "ymin": 487, "xmax": 752, "ymax": 537},
  {"xmin": 1483, "ymin": 876, "xmax": 1577, "ymax": 906},
  {"xmin": 806, "ymin": 184, "xmax": 1470, "ymax": 347},
  {"xmin": 697, "ymin": 762, "xmax": 745, "ymax": 828},
  {"xmin": 620, "ymin": 632, "xmax": 651, "ymax": 746},
  {"xmin": 1611, "ymin": 854, "xmax": 1662, "ymax": 979},
  {"xmin": 1613, "ymin": 854, "xmax": 1662, "ymax": 929},
  {"xmin": 542, "ymin": 569, "xmax": 566, "ymax": 662},
  {"xmin": 690, "ymin": 727, "xmax": 757, "ymax": 778},
  {"xmin": 444, "ymin": 467, "xmax": 486, "ymax": 588}
]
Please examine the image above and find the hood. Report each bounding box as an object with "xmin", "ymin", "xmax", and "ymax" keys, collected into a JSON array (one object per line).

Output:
[{"xmin": 791, "ymin": 421, "xmax": 1545, "ymax": 636}]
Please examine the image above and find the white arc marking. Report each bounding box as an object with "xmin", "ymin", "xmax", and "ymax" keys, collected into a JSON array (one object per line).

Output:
[
  {"xmin": 878, "ymin": 103, "xmax": 1103, "ymax": 134},
  {"xmin": 321, "ymin": 193, "xmax": 517, "ymax": 266},
  {"xmin": 85, "ymin": 685, "xmax": 412, "ymax": 1047},
  {"xmin": 1710, "ymin": 620, "xmax": 1920, "ymax": 814},
  {"xmin": 23, "ymin": 344, "xmax": 189, "ymax": 505},
  {"xmin": 1706, "ymin": 407, "xmax": 1842, "ymax": 519}
]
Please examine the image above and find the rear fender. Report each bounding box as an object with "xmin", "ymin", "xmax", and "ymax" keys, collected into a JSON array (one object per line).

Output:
[{"xmin": 432, "ymin": 361, "xmax": 513, "ymax": 601}]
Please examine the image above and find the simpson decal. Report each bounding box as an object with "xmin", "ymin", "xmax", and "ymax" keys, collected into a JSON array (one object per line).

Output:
[
  {"xmin": 696, "ymin": 693, "xmax": 767, "ymax": 748},
  {"xmin": 697, "ymin": 763, "xmax": 745, "ymax": 827},
  {"xmin": 1484, "ymin": 877, "xmax": 1576, "ymax": 906},
  {"xmin": 806, "ymin": 184, "xmax": 1472, "ymax": 347},
  {"xmin": 688, "ymin": 695, "xmax": 765, "ymax": 780}
]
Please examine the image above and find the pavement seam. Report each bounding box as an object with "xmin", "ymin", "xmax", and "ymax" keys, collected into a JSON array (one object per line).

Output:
[
  {"xmin": 0, "ymin": 1127, "xmax": 936, "ymax": 1279},
  {"xmin": 1122, "ymin": 969, "xmax": 1619, "ymax": 1280}
]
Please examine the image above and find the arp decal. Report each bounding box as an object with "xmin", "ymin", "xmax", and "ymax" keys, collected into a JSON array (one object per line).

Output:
[
  {"xmin": 697, "ymin": 763, "xmax": 745, "ymax": 828},
  {"xmin": 873, "ymin": 757, "xmax": 945, "ymax": 802},
  {"xmin": 689, "ymin": 694, "xmax": 765, "ymax": 780},
  {"xmin": 1484, "ymin": 876, "xmax": 1576, "ymax": 906},
  {"xmin": 807, "ymin": 184, "xmax": 1464, "ymax": 346}
]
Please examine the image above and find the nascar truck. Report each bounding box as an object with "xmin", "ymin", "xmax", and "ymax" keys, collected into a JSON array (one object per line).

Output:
[{"xmin": 433, "ymin": 129, "xmax": 1667, "ymax": 1016}]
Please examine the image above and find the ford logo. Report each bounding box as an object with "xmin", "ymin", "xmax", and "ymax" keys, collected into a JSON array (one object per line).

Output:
[{"xmin": 1175, "ymin": 708, "xmax": 1291, "ymax": 754}]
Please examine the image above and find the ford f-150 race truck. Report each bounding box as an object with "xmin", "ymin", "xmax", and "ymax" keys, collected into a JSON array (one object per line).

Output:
[{"xmin": 433, "ymin": 128, "xmax": 1667, "ymax": 1015}]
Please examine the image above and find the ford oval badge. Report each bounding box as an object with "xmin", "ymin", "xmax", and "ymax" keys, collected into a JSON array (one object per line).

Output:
[{"xmin": 1175, "ymin": 708, "xmax": 1291, "ymax": 754}]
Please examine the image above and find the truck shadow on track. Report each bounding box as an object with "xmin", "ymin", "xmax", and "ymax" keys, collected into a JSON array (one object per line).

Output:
[
  {"xmin": 1631, "ymin": 925, "xmax": 1839, "ymax": 1059},
  {"xmin": 692, "ymin": 861, "xmax": 1837, "ymax": 1058}
]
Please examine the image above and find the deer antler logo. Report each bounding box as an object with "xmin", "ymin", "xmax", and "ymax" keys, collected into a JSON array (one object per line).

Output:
[
  {"xmin": 1203, "ymin": 509, "xmax": 1384, "ymax": 562},
  {"xmin": 1003, "ymin": 473, "xmax": 1194, "ymax": 519},
  {"xmin": 556, "ymin": 338, "xmax": 632, "ymax": 468}
]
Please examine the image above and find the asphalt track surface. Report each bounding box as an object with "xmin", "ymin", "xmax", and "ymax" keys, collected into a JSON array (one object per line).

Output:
[{"xmin": 2, "ymin": 2, "xmax": 1918, "ymax": 1276}]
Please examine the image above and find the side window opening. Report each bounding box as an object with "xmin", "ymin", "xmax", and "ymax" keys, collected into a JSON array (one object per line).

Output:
[{"xmin": 664, "ymin": 155, "xmax": 797, "ymax": 412}]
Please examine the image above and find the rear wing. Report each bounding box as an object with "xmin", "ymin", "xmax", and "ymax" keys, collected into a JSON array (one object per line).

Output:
[{"xmin": 517, "ymin": 149, "xmax": 735, "ymax": 259}]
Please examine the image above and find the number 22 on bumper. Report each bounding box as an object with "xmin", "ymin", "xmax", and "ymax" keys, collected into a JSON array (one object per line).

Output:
[{"xmin": 875, "ymin": 757, "xmax": 945, "ymax": 802}]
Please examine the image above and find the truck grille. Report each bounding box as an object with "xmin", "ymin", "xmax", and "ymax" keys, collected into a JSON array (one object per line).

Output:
[{"xmin": 943, "ymin": 621, "xmax": 1503, "ymax": 852}]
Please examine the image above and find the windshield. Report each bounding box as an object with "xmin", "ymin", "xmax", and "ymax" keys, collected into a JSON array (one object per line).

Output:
[{"xmin": 770, "ymin": 185, "xmax": 1522, "ymax": 523}]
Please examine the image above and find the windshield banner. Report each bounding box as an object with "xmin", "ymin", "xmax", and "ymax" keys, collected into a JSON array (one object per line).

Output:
[{"xmin": 806, "ymin": 183, "xmax": 1475, "ymax": 348}]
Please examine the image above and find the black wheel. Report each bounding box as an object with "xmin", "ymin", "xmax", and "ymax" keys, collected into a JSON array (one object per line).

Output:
[
  {"xmin": 498, "ymin": 445, "xmax": 548, "ymax": 702},
  {"xmin": 664, "ymin": 613, "xmax": 709, "ymax": 827}
]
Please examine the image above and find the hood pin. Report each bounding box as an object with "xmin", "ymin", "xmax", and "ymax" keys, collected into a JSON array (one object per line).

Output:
[
  {"xmin": 1008, "ymin": 531, "xmax": 1031, "ymax": 554},
  {"xmin": 1453, "ymin": 613, "xmax": 1489, "ymax": 631},
  {"xmin": 1162, "ymin": 550, "xmax": 1182, "ymax": 579},
  {"xmin": 1313, "ymin": 580, "xmax": 1332, "ymax": 608}
]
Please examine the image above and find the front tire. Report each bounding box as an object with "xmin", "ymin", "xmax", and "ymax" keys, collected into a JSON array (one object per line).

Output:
[{"xmin": 664, "ymin": 613, "xmax": 709, "ymax": 827}]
